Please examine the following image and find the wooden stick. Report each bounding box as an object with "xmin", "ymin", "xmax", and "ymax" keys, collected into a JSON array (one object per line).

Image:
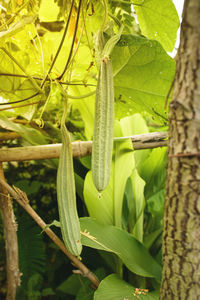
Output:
[
  {"xmin": 0, "ymin": 132, "xmax": 20, "ymax": 141},
  {"xmin": 0, "ymin": 132, "xmax": 168, "ymax": 162},
  {"xmin": 0, "ymin": 178, "xmax": 100, "ymax": 289},
  {"xmin": 0, "ymin": 163, "xmax": 20, "ymax": 300}
]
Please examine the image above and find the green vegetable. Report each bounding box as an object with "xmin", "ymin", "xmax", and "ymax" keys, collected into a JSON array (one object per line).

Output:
[
  {"xmin": 92, "ymin": 26, "xmax": 123, "ymax": 192},
  {"xmin": 57, "ymin": 124, "xmax": 82, "ymax": 256},
  {"xmin": 92, "ymin": 57, "xmax": 114, "ymax": 192}
]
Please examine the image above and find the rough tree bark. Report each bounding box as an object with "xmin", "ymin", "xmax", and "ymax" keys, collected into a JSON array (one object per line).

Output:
[
  {"xmin": 0, "ymin": 163, "xmax": 20, "ymax": 300},
  {"xmin": 160, "ymin": 1, "xmax": 200, "ymax": 299}
]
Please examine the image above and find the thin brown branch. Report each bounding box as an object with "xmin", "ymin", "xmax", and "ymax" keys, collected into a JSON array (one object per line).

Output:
[
  {"xmin": 168, "ymin": 152, "xmax": 200, "ymax": 158},
  {"xmin": 40, "ymin": 0, "xmax": 75, "ymax": 88},
  {"xmin": 164, "ymin": 78, "xmax": 175, "ymax": 109},
  {"xmin": 0, "ymin": 132, "xmax": 20, "ymax": 141},
  {"xmin": 57, "ymin": 0, "xmax": 83, "ymax": 80},
  {"xmin": 0, "ymin": 132, "xmax": 168, "ymax": 162},
  {"xmin": 0, "ymin": 93, "xmax": 39, "ymax": 106},
  {"xmin": 0, "ymin": 73, "xmax": 96, "ymax": 87},
  {"xmin": 0, "ymin": 163, "xmax": 20, "ymax": 300},
  {"xmin": 0, "ymin": 101, "xmax": 39, "ymax": 111},
  {"xmin": 0, "ymin": 178, "xmax": 100, "ymax": 289}
]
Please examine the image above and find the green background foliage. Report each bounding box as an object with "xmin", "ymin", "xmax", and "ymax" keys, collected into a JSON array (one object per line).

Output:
[{"xmin": 0, "ymin": 0, "xmax": 179, "ymax": 298}]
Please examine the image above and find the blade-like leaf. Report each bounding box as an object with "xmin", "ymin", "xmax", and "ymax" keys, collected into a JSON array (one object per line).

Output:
[
  {"xmin": 120, "ymin": 114, "xmax": 148, "ymax": 241},
  {"xmin": 80, "ymin": 217, "xmax": 161, "ymax": 280},
  {"xmin": 0, "ymin": 114, "xmax": 48, "ymax": 145}
]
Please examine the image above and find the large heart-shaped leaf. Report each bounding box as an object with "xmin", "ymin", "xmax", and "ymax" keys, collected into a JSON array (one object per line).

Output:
[
  {"xmin": 134, "ymin": 0, "xmax": 179, "ymax": 52},
  {"xmin": 112, "ymin": 35, "xmax": 175, "ymax": 123}
]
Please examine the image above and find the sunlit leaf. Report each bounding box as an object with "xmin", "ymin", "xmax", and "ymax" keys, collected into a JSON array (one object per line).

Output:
[
  {"xmin": 134, "ymin": 0, "xmax": 179, "ymax": 52},
  {"xmin": 39, "ymin": 0, "xmax": 60, "ymax": 22},
  {"xmin": 112, "ymin": 35, "xmax": 175, "ymax": 123}
]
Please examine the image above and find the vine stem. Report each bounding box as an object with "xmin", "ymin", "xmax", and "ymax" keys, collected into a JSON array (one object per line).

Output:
[
  {"xmin": 0, "ymin": 177, "xmax": 100, "ymax": 289},
  {"xmin": 40, "ymin": 0, "xmax": 75, "ymax": 88},
  {"xmin": 0, "ymin": 101, "xmax": 40, "ymax": 112},
  {"xmin": 110, "ymin": 0, "xmax": 144, "ymax": 5},
  {"xmin": 57, "ymin": 0, "xmax": 83, "ymax": 80}
]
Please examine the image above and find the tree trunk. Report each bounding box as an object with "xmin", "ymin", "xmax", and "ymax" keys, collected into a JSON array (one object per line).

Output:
[{"xmin": 160, "ymin": 0, "xmax": 200, "ymax": 299}]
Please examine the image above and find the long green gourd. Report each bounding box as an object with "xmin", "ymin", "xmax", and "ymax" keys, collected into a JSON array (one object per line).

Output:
[
  {"xmin": 92, "ymin": 26, "xmax": 123, "ymax": 192},
  {"xmin": 57, "ymin": 122, "xmax": 82, "ymax": 256}
]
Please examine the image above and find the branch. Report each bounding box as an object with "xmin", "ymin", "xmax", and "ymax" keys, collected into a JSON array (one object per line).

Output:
[
  {"xmin": 0, "ymin": 163, "xmax": 20, "ymax": 300},
  {"xmin": 40, "ymin": 0, "xmax": 75, "ymax": 88},
  {"xmin": 0, "ymin": 132, "xmax": 168, "ymax": 162},
  {"xmin": 0, "ymin": 101, "xmax": 40, "ymax": 112},
  {"xmin": 0, "ymin": 178, "xmax": 100, "ymax": 289},
  {"xmin": 0, "ymin": 73, "xmax": 96, "ymax": 87},
  {"xmin": 0, "ymin": 132, "xmax": 20, "ymax": 141},
  {"xmin": 0, "ymin": 92, "xmax": 39, "ymax": 106}
]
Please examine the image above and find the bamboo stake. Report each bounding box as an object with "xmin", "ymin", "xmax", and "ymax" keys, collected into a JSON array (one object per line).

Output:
[
  {"xmin": 0, "ymin": 132, "xmax": 168, "ymax": 162},
  {"xmin": 0, "ymin": 178, "xmax": 100, "ymax": 289}
]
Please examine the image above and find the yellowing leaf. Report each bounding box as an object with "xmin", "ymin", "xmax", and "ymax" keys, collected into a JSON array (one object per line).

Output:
[{"xmin": 39, "ymin": 0, "xmax": 59, "ymax": 22}]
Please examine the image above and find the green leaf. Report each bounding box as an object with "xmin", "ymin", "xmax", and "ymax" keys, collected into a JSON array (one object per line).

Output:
[
  {"xmin": 0, "ymin": 114, "xmax": 48, "ymax": 145},
  {"xmin": 56, "ymin": 274, "xmax": 81, "ymax": 295},
  {"xmin": 129, "ymin": 169, "xmax": 145, "ymax": 242},
  {"xmin": 39, "ymin": 0, "xmax": 60, "ymax": 22},
  {"xmin": 15, "ymin": 180, "xmax": 42, "ymax": 196},
  {"xmin": 70, "ymin": 85, "xmax": 95, "ymax": 140},
  {"xmin": 112, "ymin": 35, "xmax": 175, "ymax": 122},
  {"xmin": 147, "ymin": 189, "xmax": 165, "ymax": 218},
  {"xmin": 134, "ymin": 0, "xmax": 180, "ymax": 52},
  {"xmin": 94, "ymin": 274, "xmax": 159, "ymax": 300},
  {"xmin": 84, "ymin": 170, "xmax": 114, "ymax": 225},
  {"xmin": 120, "ymin": 114, "xmax": 148, "ymax": 242},
  {"xmin": 139, "ymin": 147, "xmax": 167, "ymax": 199},
  {"xmin": 17, "ymin": 213, "xmax": 46, "ymax": 290},
  {"xmin": 120, "ymin": 114, "xmax": 150, "ymax": 168},
  {"xmin": 80, "ymin": 217, "xmax": 162, "ymax": 280},
  {"xmin": 0, "ymin": 15, "xmax": 37, "ymax": 42}
]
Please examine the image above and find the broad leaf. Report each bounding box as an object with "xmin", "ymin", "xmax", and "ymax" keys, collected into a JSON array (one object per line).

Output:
[
  {"xmin": 94, "ymin": 274, "xmax": 159, "ymax": 300},
  {"xmin": 112, "ymin": 35, "xmax": 175, "ymax": 122},
  {"xmin": 80, "ymin": 217, "xmax": 162, "ymax": 280},
  {"xmin": 134, "ymin": 0, "xmax": 179, "ymax": 52},
  {"xmin": 39, "ymin": 0, "xmax": 60, "ymax": 22},
  {"xmin": 0, "ymin": 15, "xmax": 37, "ymax": 42}
]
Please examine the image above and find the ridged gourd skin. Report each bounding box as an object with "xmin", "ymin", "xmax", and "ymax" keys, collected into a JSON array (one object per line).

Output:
[
  {"xmin": 92, "ymin": 58, "xmax": 114, "ymax": 192},
  {"xmin": 57, "ymin": 124, "xmax": 82, "ymax": 256}
]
